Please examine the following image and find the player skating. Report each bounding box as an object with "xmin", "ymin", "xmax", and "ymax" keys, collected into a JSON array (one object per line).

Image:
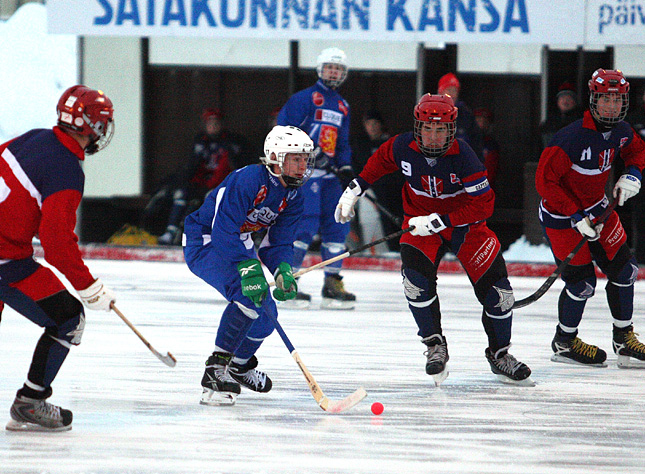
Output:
[
  {"xmin": 335, "ymin": 94, "xmax": 532, "ymax": 386},
  {"xmin": 536, "ymin": 69, "xmax": 645, "ymax": 368},
  {"xmin": 277, "ymin": 47, "xmax": 356, "ymax": 309},
  {"xmin": 1, "ymin": 85, "xmax": 117, "ymax": 431},
  {"xmin": 183, "ymin": 126, "xmax": 314, "ymax": 405}
]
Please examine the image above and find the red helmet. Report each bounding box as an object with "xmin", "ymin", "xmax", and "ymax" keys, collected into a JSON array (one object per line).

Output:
[
  {"xmin": 588, "ymin": 69, "xmax": 629, "ymax": 126},
  {"xmin": 413, "ymin": 94, "xmax": 458, "ymax": 157},
  {"xmin": 57, "ymin": 85, "xmax": 114, "ymax": 154}
]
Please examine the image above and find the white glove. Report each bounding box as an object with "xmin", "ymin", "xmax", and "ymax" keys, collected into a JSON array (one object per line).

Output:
[
  {"xmin": 409, "ymin": 213, "xmax": 447, "ymax": 236},
  {"xmin": 77, "ymin": 278, "xmax": 116, "ymax": 312},
  {"xmin": 335, "ymin": 179, "xmax": 363, "ymax": 224},
  {"xmin": 613, "ymin": 173, "xmax": 641, "ymax": 206},
  {"xmin": 572, "ymin": 215, "xmax": 603, "ymax": 241}
]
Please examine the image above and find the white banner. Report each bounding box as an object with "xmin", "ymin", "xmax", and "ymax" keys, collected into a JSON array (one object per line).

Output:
[
  {"xmin": 47, "ymin": 0, "xmax": 586, "ymax": 44},
  {"xmin": 585, "ymin": 0, "xmax": 645, "ymax": 44}
]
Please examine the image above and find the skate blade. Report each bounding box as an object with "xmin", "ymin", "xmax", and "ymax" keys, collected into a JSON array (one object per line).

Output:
[
  {"xmin": 494, "ymin": 374, "xmax": 536, "ymax": 387},
  {"xmin": 6, "ymin": 419, "xmax": 72, "ymax": 432},
  {"xmin": 320, "ymin": 298, "xmax": 355, "ymax": 310},
  {"xmin": 277, "ymin": 299, "xmax": 311, "ymax": 310},
  {"xmin": 431, "ymin": 369, "xmax": 449, "ymax": 387},
  {"xmin": 200, "ymin": 388, "xmax": 237, "ymax": 406},
  {"xmin": 617, "ymin": 354, "xmax": 645, "ymax": 369},
  {"xmin": 550, "ymin": 354, "xmax": 607, "ymax": 367}
]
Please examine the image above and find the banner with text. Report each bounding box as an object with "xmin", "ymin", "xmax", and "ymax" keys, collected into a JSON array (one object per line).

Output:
[{"xmin": 47, "ymin": 0, "xmax": 589, "ymax": 44}]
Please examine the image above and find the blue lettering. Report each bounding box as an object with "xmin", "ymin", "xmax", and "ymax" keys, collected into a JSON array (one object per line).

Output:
[
  {"xmin": 480, "ymin": 0, "xmax": 499, "ymax": 32},
  {"xmin": 448, "ymin": 0, "xmax": 475, "ymax": 32},
  {"xmin": 192, "ymin": 0, "xmax": 216, "ymax": 26},
  {"xmin": 387, "ymin": 0, "xmax": 414, "ymax": 31},
  {"xmin": 313, "ymin": 0, "xmax": 338, "ymax": 29},
  {"xmin": 116, "ymin": 0, "xmax": 141, "ymax": 25},
  {"xmin": 251, "ymin": 0, "xmax": 278, "ymax": 27},
  {"xmin": 342, "ymin": 0, "xmax": 369, "ymax": 30},
  {"xmin": 94, "ymin": 0, "xmax": 113, "ymax": 25},
  {"xmin": 148, "ymin": 0, "xmax": 155, "ymax": 24},
  {"xmin": 598, "ymin": 4, "xmax": 613, "ymax": 33},
  {"xmin": 419, "ymin": 0, "xmax": 443, "ymax": 31},
  {"xmin": 282, "ymin": 0, "xmax": 310, "ymax": 28},
  {"xmin": 503, "ymin": 0, "xmax": 528, "ymax": 32},
  {"xmin": 222, "ymin": 0, "xmax": 245, "ymax": 27},
  {"xmin": 162, "ymin": 0, "xmax": 187, "ymax": 25}
]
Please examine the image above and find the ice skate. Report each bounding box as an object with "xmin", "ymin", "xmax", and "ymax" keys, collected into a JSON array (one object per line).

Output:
[
  {"xmin": 229, "ymin": 356, "xmax": 273, "ymax": 393},
  {"xmin": 551, "ymin": 328, "xmax": 607, "ymax": 367},
  {"xmin": 158, "ymin": 225, "xmax": 180, "ymax": 246},
  {"xmin": 200, "ymin": 352, "xmax": 241, "ymax": 406},
  {"xmin": 613, "ymin": 325, "xmax": 645, "ymax": 369},
  {"xmin": 422, "ymin": 334, "xmax": 449, "ymax": 386},
  {"xmin": 485, "ymin": 346, "xmax": 534, "ymax": 386},
  {"xmin": 277, "ymin": 291, "xmax": 311, "ymax": 310},
  {"xmin": 6, "ymin": 395, "xmax": 72, "ymax": 432},
  {"xmin": 321, "ymin": 274, "xmax": 356, "ymax": 310}
]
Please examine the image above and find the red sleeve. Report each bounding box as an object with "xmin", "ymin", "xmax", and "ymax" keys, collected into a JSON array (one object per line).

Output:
[
  {"xmin": 446, "ymin": 187, "xmax": 495, "ymax": 227},
  {"xmin": 535, "ymin": 145, "xmax": 579, "ymax": 216},
  {"xmin": 358, "ymin": 136, "xmax": 400, "ymax": 185},
  {"xmin": 622, "ymin": 129, "xmax": 645, "ymax": 173},
  {"xmin": 39, "ymin": 189, "xmax": 95, "ymax": 291}
]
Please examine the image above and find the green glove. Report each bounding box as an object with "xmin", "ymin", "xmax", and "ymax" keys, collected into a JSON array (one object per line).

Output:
[
  {"xmin": 272, "ymin": 262, "xmax": 298, "ymax": 301},
  {"xmin": 237, "ymin": 259, "xmax": 268, "ymax": 308}
]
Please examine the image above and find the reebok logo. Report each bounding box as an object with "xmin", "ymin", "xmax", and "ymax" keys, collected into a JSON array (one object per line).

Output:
[{"xmin": 239, "ymin": 263, "xmax": 258, "ymax": 276}]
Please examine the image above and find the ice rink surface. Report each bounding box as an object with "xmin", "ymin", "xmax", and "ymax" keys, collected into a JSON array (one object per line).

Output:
[{"xmin": 2, "ymin": 259, "xmax": 645, "ymax": 474}]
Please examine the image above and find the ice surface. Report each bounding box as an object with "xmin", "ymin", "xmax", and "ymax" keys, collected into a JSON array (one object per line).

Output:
[{"xmin": 2, "ymin": 259, "xmax": 645, "ymax": 474}]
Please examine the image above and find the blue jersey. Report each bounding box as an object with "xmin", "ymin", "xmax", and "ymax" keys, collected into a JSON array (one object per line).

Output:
[
  {"xmin": 277, "ymin": 80, "xmax": 351, "ymax": 169},
  {"xmin": 183, "ymin": 164, "xmax": 304, "ymax": 273}
]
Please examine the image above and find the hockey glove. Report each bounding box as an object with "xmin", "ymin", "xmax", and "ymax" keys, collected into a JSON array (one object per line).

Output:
[
  {"xmin": 238, "ymin": 259, "xmax": 268, "ymax": 308},
  {"xmin": 571, "ymin": 211, "xmax": 603, "ymax": 241},
  {"xmin": 409, "ymin": 213, "xmax": 447, "ymax": 236},
  {"xmin": 335, "ymin": 179, "xmax": 363, "ymax": 224},
  {"xmin": 78, "ymin": 278, "xmax": 116, "ymax": 312},
  {"xmin": 272, "ymin": 262, "xmax": 298, "ymax": 301},
  {"xmin": 613, "ymin": 172, "xmax": 641, "ymax": 206},
  {"xmin": 336, "ymin": 165, "xmax": 355, "ymax": 187}
]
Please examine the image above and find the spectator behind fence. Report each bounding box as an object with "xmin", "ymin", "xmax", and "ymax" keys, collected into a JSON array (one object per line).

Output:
[
  {"xmin": 474, "ymin": 107, "xmax": 500, "ymax": 190},
  {"xmin": 539, "ymin": 82, "xmax": 583, "ymax": 149},
  {"xmin": 351, "ymin": 110, "xmax": 404, "ymax": 252}
]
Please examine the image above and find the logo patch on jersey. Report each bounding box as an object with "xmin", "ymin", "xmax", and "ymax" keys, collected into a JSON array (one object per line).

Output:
[
  {"xmin": 318, "ymin": 125, "xmax": 338, "ymax": 156},
  {"xmin": 314, "ymin": 108, "xmax": 343, "ymax": 126},
  {"xmin": 278, "ymin": 197, "xmax": 287, "ymax": 213},
  {"xmin": 450, "ymin": 173, "xmax": 461, "ymax": 184},
  {"xmin": 598, "ymin": 148, "xmax": 615, "ymax": 172},
  {"xmin": 312, "ymin": 91, "xmax": 324, "ymax": 107},
  {"xmin": 338, "ymin": 101, "xmax": 348, "ymax": 116},
  {"xmin": 422, "ymin": 175, "xmax": 443, "ymax": 197},
  {"xmin": 620, "ymin": 137, "xmax": 628, "ymax": 148},
  {"xmin": 253, "ymin": 186, "xmax": 268, "ymax": 206}
]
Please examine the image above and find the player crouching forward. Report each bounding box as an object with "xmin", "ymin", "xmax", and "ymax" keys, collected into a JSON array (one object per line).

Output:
[
  {"xmin": 183, "ymin": 126, "xmax": 315, "ymax": 405},
  {"xmin": 336, "ymin": 94, "xmax": 533, "ymax": 386}
]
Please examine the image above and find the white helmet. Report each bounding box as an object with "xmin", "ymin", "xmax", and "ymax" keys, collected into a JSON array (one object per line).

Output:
[
  {"xmin": 262, "ymin": 126, "xmax": 315, "ymax": 187},
  {"xmin": 316, "ymin": 47, "xmax": 348, "ymax": 89}
]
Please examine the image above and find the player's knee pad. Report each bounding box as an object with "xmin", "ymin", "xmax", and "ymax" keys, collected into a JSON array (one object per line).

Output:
[
  {"xmin": 609, "ymin": 257, "xmax": 638, "ymax": 288},
  {"xmin": 401, "ymin": 266, "xmax": 437, "ymax": 308},
  {"xmin": 39, "ymin": 291, "xmax": 85, "ymax": 346},
  {"xmin": 172, "ymin": 188, "xmax": 187, "ymax": 201},
  {"xmin": 483, "ymin": 278, "xmax": 515, "ymax": 318},
  {"xmin": 321, "ymin": 242, "xmax": 346, "ymax": 256},
  {"xmin": 565, "ymin": 276, "xmax": 596, "ymax": 301}
]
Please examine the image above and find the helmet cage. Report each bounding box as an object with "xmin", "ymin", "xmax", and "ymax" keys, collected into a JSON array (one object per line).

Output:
[
  {"xmin": 316, "ymin": 48, "xmax": 348, "ymax": 89},
  {"xmin": 588, "ymin": 69, "xmax": 630, "ymax": 125},
  {"xmin": 413, "ymin": 94, "xmax": 458, "ymax": 158},
  {"xmin": 262, "ymin": 126, "xmax": 315, "ymax": 187}
]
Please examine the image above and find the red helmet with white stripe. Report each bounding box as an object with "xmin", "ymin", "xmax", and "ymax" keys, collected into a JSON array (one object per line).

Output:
[
  {"xmin": 588, "ymin": 69, "xmax": 629, "ymax": 126},
  {"xmin": 57, "ymin": 85, "xmax": 114, "ymax": 155},
  {"xmin": 413, "ymin": 94, "xmax": 458, "ymax": 157}
]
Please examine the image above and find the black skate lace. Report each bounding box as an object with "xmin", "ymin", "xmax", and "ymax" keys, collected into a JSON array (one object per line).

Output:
[
  {"xmin": 494, "ymin": 353, "xmax": 523, "ymax": 375},
  {"xmin": 571, "ymin": 338, "xmax": 599, "ymax": 358}
]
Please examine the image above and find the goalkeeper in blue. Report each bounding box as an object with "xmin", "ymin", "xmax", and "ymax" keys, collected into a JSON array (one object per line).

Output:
[{"xmin": 183, "ymin": 126, "xmax": 315, "ymax": 406}]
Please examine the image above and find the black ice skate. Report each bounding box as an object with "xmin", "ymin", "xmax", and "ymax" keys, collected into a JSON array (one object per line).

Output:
[
  {"xmin": 6, "ymin": 395, "xmax": 73, "ymax": 432},
  {"xmin": 229, "ymin": 356, "xmax": 273, "ymax": 393},
  {"xmin": 421, "ymin": 334, "xmax": 449, "ymax": 386},
  {"xmin": 485, "ymin": 345, "xmax": 534, "ymax": 386},
  {"xmin": 200, "ymin": 352, "xmax": 241, "ymax": 406},
  {"xmin": 278, "ymin": 291, "xmax": 312, "ymax": 310},
  {"xmin": 551, "ymin": 327, "xmax": 607, "ymax": 367},
  {"xmin": 321, "ymin": 274, "xmax": 356, "ymax": 310},
  {"xmin": 613, "ymin": 325, "xmax": 645, "ymax": 369}
]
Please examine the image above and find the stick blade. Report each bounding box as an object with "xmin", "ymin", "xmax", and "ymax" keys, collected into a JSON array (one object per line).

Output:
[
  {"xmin": 324, "ymin": 387, "xmax": 368, "ymax": 414},
  {"xmin": 154, "ymin": 351, "xmax": 177, "ymax": 367}
]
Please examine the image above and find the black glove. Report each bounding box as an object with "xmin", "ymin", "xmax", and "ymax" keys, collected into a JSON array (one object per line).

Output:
[
  {"xmin": 312, "ymin": 147, "xmax": 330, "ymax": 169},
  {"xmin": 336, "ymin": 165, "xmax": 355, "ymax": 187}
]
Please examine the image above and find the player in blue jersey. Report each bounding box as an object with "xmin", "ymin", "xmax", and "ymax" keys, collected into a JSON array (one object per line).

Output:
[
  {"xmin": 277, "ymin": 47, "xmax": 356, "ymax": 310},
  {"xmin": 1, "ymin": 85, "xmax": 117, "ymax": 431},
  {"xmin": 183, "ymin": 126, "xmax": 314, "ymax": 405},
  {"xmin": 536, "ymin": 69, "xmax": 645, "ymax": 368},
  {"xmin": 335, "ymin": 94, "xmax": 532, "ymax": 386}
]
